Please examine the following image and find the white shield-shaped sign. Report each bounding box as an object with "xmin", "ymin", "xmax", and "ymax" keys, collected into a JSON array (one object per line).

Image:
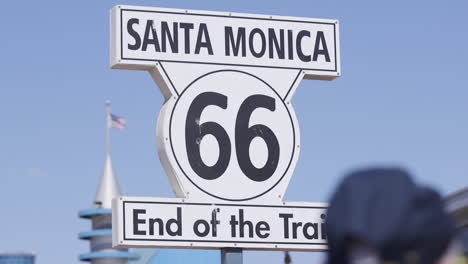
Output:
[{"xmin": 111, "ymin": 5, "xmax": 339, "ymax": 250}]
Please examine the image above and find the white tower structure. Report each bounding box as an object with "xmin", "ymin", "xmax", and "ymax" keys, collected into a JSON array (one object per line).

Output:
[{"xmin": 78, "ymin": 102, "xmax": 137, "ymax": 264}]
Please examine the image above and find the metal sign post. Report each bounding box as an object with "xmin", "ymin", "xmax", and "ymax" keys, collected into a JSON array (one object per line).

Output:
[
  {"xmin": 109, "ymin": 4, "xmax": 341, "ymax": 260},
  {"xmin": 221, "ymin": 248, "xmax": 243, "ymax": 264}
]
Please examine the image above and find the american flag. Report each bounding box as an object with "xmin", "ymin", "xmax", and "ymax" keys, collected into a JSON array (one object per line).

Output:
[{"xmin": 109, "ymin": 113, "xmax": 126, "ymax": 130}]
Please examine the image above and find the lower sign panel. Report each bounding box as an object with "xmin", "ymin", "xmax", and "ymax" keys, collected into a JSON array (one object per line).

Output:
[{"xmin": 113, "ymin": 197, "xmax": 328, "ymax": 251}]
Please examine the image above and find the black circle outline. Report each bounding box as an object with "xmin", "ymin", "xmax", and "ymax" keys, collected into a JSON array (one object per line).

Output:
[{"xmin": 169, "ymin": 70, "xmax": 297, "ymax": 201}]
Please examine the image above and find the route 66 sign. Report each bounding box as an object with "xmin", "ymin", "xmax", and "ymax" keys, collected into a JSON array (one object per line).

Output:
[
  {"xmin": 111, "ymin": 5, "xmax": 339, "ymax": 250},
  {"xmin": 160, "ymin": 69, "xmax": 297, "ymax": 202},
  {"xmin": 111, "ymin": 5, "xmax": 340, "ymax": 203}
]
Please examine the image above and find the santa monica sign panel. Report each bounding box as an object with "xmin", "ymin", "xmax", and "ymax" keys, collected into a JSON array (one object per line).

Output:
[
  {"xmin": 111, "ymin": 5, "xmax": 339, "ymax": 251},
  {"xmin": 111, "ymin": 5, "xmax": 340, "ymax": 79}
]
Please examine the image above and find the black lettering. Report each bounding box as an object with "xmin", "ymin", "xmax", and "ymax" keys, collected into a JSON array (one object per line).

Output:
[
  {"xmin": 268, "ymin": 29, "xmax": 285, "ymax": 59},
  {"xmin": 321, "ymin": 223, "xmax": 327, "ymax": 239},
  {"xmin": 166, "ymin": 207, "xmax": 182, "ymax": 236},
  {"xmin": 149, "ymin": 218, "xmax": 164, "ymax": 236},
  {"xmin": 195, "ymin": 23, "xmax": 213, "ymax": 55},
  {"xmin": 303, "ymin": 223, "xmax": 319, "ymax": 239},
  {"xmin": 180, "ymin": 23, "xmax": 194, "ymax": 54},
  {"xmin": 127, "ymin": 18, "xmax": 141, "ymax": 50},
  {"xmin": 142, "ymin": 20, "xmax": 161, "ymax": 52},
  {"xmin": 287, "ymin": 30, "xmax": 294, "ymax": 60},
  {"xmin": 239, "ymin": 209, "xmax": 253, "ymax": 238},
  {"xmin": 133, "ymin": 209, "xmax": 146, "ymax": 235},
  {"xmin": 296, "ymin": 30, "xmax": 311, "ymax": 62},
  {"xmin": 321, "ymin": 214, "xmax": 327, "ymax": 239},
  {"xmin": 255, "ymin": 221, "xmax": 270, "ymax": 239},
  {"xmin": 225, "ymin": 27, "xmax": 246, "ymax": 57},
  {"xmin": 279, "ymin": 213, "xmax": 293, "ymax": 239},
  {"xmin": 193, "ymin": 219, "xmax": 210, "ymax": 237},
  {"xmin": 292, "ymin": 222, "xmax": 302, "ymax": 239},
  {"xmin": 249, "ymin": 28, "xmax": 266, "ymax": 58},
  {"xmin": 210, "ymin": 208, "xmax": 220, "ymax": 237},
  {"xmin": 161, "ymin": 22, "xmax": 178, "ymax": 53},
  {"xmin": 313, "ymin": 31, "xmax": 330, "ymax": 62},
  {"xmin": 230, "ymin": 215, "xmax": 239, "ymax": 237}
]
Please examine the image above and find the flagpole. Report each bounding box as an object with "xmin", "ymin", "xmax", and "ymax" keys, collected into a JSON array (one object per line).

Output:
[{"xmin": 105, "ymin": 100, "xmax": 111, "ymax": 155}]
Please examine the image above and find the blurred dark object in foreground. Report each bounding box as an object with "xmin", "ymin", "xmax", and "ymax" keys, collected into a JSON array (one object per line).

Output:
[{"xmin": 325, "ymin": 168, "xmax": 457, "ymax": 264}]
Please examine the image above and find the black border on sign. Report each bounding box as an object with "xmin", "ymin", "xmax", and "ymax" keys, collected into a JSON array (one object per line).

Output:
[
  {"xmin": 119, "ymin": 8, "xmax": 338, "ymax": 73},
  {"xmin": 169, "ymin": 70, "xmax": 296, "ymax": 202},
  {"xmin": 122, "ymin": 200, "xmax": 327, "ymax": 245}
]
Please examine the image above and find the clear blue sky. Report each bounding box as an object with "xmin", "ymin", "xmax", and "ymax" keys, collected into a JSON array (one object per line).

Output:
[{"xmin": 0, "ymin": 0, "xmax": 467, "ymax": 264}]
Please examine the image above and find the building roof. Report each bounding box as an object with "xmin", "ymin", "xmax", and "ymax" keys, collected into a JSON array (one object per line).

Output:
[
  {"xmin": 78, "ymin": 229, "xmax": 112, "ymax": 240},
  {"xmin": 0, "ymin": 252, "xmax": 35, "ymax": 256},
  {"xmin": 78, "ymin": 208, "xmax": 112, "ymax": 219},
  {"xmin": 93, "ymin": 154, "xmax": 121, "ymax": 209},
  {"xmin": 79, "ymin": 252, "xmax": 139, "ymax": 261}
]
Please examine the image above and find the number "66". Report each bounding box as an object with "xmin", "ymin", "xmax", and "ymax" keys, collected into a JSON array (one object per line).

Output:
[{"xmin": 185, "ymin": 92, "xmax": 279, "ymax": 182}]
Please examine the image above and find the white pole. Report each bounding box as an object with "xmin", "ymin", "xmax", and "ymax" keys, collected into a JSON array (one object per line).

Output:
[{"xmin": 105, "ymin": 100, "xmax": 111, "ymax": 155}]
